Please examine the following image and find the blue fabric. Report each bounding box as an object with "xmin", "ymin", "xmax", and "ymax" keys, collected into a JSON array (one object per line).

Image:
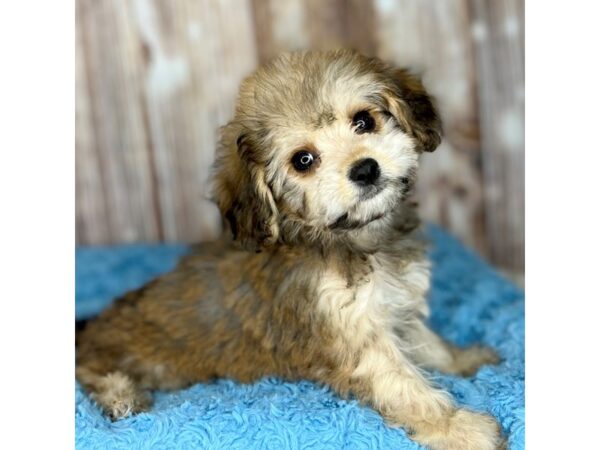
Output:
[{"xmin": 75, "ymin": 225, "xmax": 524, "ymax": 449}]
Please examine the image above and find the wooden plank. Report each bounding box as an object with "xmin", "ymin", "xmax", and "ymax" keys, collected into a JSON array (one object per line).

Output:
[
  {"xmin": 131, "ymin": 0, "xmax": 258, "ymax": 242},
  {"xmin": 305, "ymin": 0, "xmax": 348, "ymax": 49},
  {"xmin": 251, "ymin": 0, "xmax": 376, "ymax": 61},
  {"xmin": 251, "ymin": 0, "xmax": 309, "ymax": 63},
  {"xmin": 343, "ymin": 0, "xmax": 377, "ymax": 56},
  {"xmin": 77, "ymin": 0, "xmax": 160, "ymax": 244},
  {"xmin": 250, "ymin": 0, "xmax": 275, "ymax": 64},
  {"xmin": 76, "ymin": 2, "xmax": 110, "ymax": 244},
  {"xmin": 373, "ymin": 0, "xmax": 489, "ymax": 258},
  {"xmin": 469, "ymin": 0, "xmax": 524, "ymax": 272},
  {"xmin": 305, "ymin": 0, "xmax": 377, "ymax": 55}
]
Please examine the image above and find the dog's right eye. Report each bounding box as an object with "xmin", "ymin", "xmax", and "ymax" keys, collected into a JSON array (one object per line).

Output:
[
  {"xmin": 352, "ymin": 110, "xmax": 376, "ymax": 134},
  {"xmin": 291, "ymin": 150, "xmax": 315, "ymax": 172}
]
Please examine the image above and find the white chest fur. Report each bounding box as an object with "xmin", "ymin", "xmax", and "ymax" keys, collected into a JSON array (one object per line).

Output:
[{"xmin": 316, "ymin": 252, "xmax": 431, "ymax": 349}]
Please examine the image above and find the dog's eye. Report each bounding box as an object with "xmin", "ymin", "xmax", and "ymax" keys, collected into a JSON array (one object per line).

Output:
[
  {"xmin": 291, "ymin": 150, "xmax": 315, "ymax": 172},
  {"xmin": 352, "ymin": 111, "xmax": 375, "ymax": 134}
]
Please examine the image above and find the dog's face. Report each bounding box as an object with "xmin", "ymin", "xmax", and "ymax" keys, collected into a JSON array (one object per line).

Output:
[{"xmin": 212, "ymin": 50, "xmax": 441, "ymax": 249}]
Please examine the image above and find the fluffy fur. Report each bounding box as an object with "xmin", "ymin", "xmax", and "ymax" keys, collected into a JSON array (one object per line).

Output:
[{"xmin": 76, "ymin": 50, "xmax": 504, "ymax": 450}]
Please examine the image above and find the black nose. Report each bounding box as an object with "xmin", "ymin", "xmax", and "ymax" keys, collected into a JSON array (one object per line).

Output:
[{"xmin": 349, "ymin": 158, "xmax": 380, "ymax": 186}]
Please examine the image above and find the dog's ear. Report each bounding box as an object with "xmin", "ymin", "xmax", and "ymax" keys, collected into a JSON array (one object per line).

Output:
[
  {"xmin": 382, "ymin": 68, "xmax": 442, "ymax": 152},
  {"xmin": 211, "ymin": 126, "xmax": 279, "ymax": 250}
]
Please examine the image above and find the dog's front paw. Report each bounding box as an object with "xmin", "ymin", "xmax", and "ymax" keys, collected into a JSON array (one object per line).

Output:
[
  {"xmin": 90, "ymin": 371, "xmax": 152, "ymax": 421},
  {"xmin": 451, "ymin": 345, "xmax": 500, "ymax": 376},
  {"xmin": 414, "ymin": 409, "xmax": 505, "ymax": 450}
]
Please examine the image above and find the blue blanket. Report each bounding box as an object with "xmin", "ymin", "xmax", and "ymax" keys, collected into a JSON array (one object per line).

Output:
[{"xmin": 75, "ymin": 225, "xmax": 524, "ymax": 449}]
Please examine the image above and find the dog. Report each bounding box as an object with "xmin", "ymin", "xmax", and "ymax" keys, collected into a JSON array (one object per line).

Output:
[{"xmin": 76, "ymin": 49, "xmax": 504, "ymax": 450}]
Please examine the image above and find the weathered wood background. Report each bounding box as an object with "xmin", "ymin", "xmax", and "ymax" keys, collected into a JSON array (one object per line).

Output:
[{"xmin": 76, "ymin": 0, "xmax": 524, "ymax": 274}]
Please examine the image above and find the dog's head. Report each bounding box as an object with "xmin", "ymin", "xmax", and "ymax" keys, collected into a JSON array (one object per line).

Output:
[{"xmin": 212, "ymin": 50, "xmax": 441, "ymax": 250}]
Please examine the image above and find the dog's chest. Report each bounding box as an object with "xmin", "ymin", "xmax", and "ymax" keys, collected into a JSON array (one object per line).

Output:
[{"xmin": 315, "ymin": 253, "xmax": 430, "ymax": 345}]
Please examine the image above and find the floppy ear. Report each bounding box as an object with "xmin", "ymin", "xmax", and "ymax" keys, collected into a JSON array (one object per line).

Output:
[
  {"xmin": 211, "ymin": 126, "xmax": 279, "ymax": 250},
  {"xmin": 382, "ymin": 68, "xmax": 443, "ymax": 152}
]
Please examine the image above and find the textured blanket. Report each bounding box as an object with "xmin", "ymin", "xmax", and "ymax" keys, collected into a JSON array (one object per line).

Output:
[{"xmin": 75, "ymin": 225, "xmax": 524, "ymax": 449}]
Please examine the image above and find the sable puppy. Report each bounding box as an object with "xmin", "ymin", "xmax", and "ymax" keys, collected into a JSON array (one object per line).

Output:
[{"xmin": 76, "ymin": 50, "xmax": 504, "ymax": 450}]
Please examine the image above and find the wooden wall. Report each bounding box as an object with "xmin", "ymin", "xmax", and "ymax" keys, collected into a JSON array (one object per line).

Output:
[{"xmin": 76, "ymin": 0, "xmax": 524, "ymax": 273}]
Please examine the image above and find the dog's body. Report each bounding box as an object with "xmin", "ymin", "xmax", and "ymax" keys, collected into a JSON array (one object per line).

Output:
[{"xmin": 77, "ymin": 50, "xmax": 503, "ymax": 449}]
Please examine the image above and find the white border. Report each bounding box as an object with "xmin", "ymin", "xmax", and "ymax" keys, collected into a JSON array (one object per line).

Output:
[
  {"xmin": 526, "ymin": 1, "xmax": 600, "ymax": 448},
  {"xmin": 3, "ymin": 1, "xmax": 600, "ymax": 448},
  {"xmin": 0, "ymin": 1, "xmax": 74, "ymax": 448}
]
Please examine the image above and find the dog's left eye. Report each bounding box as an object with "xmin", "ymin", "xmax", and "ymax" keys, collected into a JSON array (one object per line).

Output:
[
  {"xmin": 291, "ymin": 150, "xmax": 315, "ymax": 172},
  {"xmin": 352, "ymin": 111, "xmax": 375, "ymax": 134}
]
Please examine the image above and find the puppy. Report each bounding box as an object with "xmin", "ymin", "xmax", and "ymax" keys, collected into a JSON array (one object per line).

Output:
[{"xmin": 76, "ymin": 50, "xmax": 503, "ymax": 450}]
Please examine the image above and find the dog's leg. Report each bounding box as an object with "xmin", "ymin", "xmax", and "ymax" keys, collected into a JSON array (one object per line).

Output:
[
  {"xmin": 404, "ymin": 320, "xmax": 499, "ymax": 376},
  {"xmin": 341, "ymin": 338, "xmax": 504, "ymax": 450},
  {"xmin": 76, "ymin": 366, "xmax": 152, "ymax": 420}
]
